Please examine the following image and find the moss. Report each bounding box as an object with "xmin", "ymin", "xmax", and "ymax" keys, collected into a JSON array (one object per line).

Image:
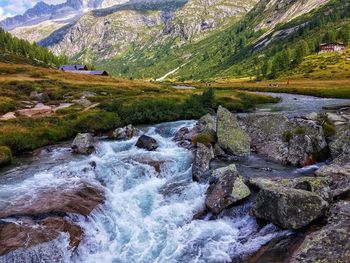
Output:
[
  {"xmin": 192, "ymin": 133, "xmax": 216, "ymax": 146},
  {"xmin": 0, "ymin": 146, "xmax": 12, "ymax": 167}
]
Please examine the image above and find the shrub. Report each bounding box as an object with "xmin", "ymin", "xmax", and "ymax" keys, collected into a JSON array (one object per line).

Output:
[
  {"xmin": 318, "ymin": 113, "xmax": 336, "ymax": 138},
  {"xmin": 0, "ymin": 146, "xmax": 12, "ymax": 166},
  {"xmin": 282, "ymin": 130, "xmax": 293, "ymax": 142},
  {"xmin": 73, "ymin": 110, "xmax": 121, "ymax": 133},
  {"xmin": 0, "ymin": 96, "xmax": 17, "ymax": 114}
]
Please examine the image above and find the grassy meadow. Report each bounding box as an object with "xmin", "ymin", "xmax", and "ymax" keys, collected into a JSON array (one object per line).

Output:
[{"xmin": 0, "ymin": 58, "xmax": 278, "ymax": 164}]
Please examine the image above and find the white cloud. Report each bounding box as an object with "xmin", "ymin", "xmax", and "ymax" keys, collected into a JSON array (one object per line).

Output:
[
  {"xmin": 1, "ymin": 0, "xmax": 67, "ymax": 19},
  {"xmin": 0, "ymin": 7, "xmax": 11, "ymax": 20}
]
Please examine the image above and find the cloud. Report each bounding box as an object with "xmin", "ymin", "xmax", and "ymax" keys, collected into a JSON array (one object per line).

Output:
[
  {"xmin": 0, "ymin": 0, "xmax": 66, "ymax": 19},
  {"xmin": 0, "ymin": 7, "xmax": 11, "ymax": 20}
]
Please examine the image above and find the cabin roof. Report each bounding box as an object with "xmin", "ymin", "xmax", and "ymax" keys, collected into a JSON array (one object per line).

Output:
[
  {"xmin": 59, "ymin": 65, "xmax": 88, "ymax": 71},
  {"xmin": 64, "ymin": 70, "xmax": 109, "ymax": 76},
  {"xmin": 320, "ymin": 42, "xmax": 345, "ymax": 46}
]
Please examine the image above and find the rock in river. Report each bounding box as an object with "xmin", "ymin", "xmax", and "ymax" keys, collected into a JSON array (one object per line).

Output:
[
  {"xmin": 217, "ymin": 106, "xmax": 251, "ymax": 157},
  {"xmin": 112, "ymin": 124, "xmax": 140, "ymax": 140},
  {"xmin": 71, "ymin": 133, "xmax": 96, "ymax": 155},
  {"xmin": 206, "ymin": 164, "xmax": 251, "ymax": 214},
  {"xmin": 252, "ymin": 186, "xmax": 328, "ymax": 230},
  {"xmin": 192, "ymin": 143, "xmax": 214, "ymax": 182},
  {"xmin": 135, "ymin": 135, "xmax": 159, "ymax": 151}
]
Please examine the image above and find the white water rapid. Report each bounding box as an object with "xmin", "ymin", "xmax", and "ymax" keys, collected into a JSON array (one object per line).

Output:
[{"xmin": 0, "ymin": 120, "xmax": 286, "ymax": 263}]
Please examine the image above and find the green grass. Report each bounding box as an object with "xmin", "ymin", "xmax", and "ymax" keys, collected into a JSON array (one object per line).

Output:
[{"xmin": 0, "ymin": 146, "xmax": 12, "ymax": 167}]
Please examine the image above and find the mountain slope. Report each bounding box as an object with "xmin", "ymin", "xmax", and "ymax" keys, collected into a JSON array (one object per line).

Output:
[{"xmin": 99, "ymin": 0, "xmax": 349, "ymax": 80}]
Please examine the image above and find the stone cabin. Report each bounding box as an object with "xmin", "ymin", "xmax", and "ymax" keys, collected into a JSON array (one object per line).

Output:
[
  {"xmin": 58, "ymin": 65, "xmax": 109, "ymax": 76},
  {"xmin": 319, "ymin": 43, "xmax": 346, "ymax": 53},
  {"xmin": 59, "ymin": 65, "xmax": 88, "ymax": 71}
]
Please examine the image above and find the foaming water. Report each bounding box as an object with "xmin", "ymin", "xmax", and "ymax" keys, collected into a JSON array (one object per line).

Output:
[{"xmin": 0, "ymin": 120, "xmax": 286, "ymax": 263}]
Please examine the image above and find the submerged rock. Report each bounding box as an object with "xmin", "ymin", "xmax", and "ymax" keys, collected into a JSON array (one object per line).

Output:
[
  {"xmin": 217, "ymin": 106, "xmax": 251, "ymax": 157},
  {"xmin": 206, "ymin": 164, "xmax": 250, "ymax": 214},
  {"xmin": 291, "ymin": 201, "xmax": 350, "ymax": 262},
  {"xmin": 0, "ymin": 183, "xmax": 105, "ymax": 218},
  {"xmin": 252, "ymin": 186, "xmax": 328, "ymax": 230},
  {"xmin": 192, "ymin": 143, "xmax": 214, "ymax": 182},
  {"xmin": 0, "ymin": 217, "xmax": 83, "ymax": 256},
  {"xmin": 135, "ymin": 135, "xmax": 159, "ymax": 151},
  {"xmin": 112, "ymin": 124, "xmax": 140, "ymax": 140},
  {"xmin": 71, "ymin": 133, "xmax": 96, "ymax": 154}
]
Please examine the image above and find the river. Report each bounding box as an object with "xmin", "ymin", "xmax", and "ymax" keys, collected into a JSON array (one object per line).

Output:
[{"xmin": 0, "ymin": 93, "xmax": 349, "ymax": 262}]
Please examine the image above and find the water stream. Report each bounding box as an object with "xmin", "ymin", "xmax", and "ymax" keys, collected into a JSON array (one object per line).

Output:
[{"xmin": 1, "ymin": 93, "xmax": 349, "ymax": 262}]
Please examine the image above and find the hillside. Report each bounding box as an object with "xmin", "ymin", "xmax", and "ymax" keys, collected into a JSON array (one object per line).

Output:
[{"xmin": 99, "ymin": 0, "xmax": 350, "ymax": 80}]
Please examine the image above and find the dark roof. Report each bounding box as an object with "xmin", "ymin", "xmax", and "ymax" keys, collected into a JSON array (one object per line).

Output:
[
  {"xmin": 65, "ymin": 70, "xmax": 109, "ymax": 76},
  {"xmin": 320, "ymin": 43, "xmax": 345, "ymax": 46},
  {"xmin": 59, "ymin": 65, "xmax": 88, "ymax": 71}
]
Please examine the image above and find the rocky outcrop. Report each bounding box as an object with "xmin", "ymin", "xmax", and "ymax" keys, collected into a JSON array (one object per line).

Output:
[
  {"xmin": 71, "ymin": 133, "xmax": 96, "ymax": 154},
  {"xmin": 328, "ymin": 124, "xmax": 350, "ymax": 165},
  {"xmin": 217, "ymin": 106, "xmax": 251, "ymax": 157},
  {"xmin": 206, "ymin": 164, "xmax": 250, "ymax": 214},
  {"xmin": 112, "ymin": 124, "xmax": 140, "ymax": 140},
  {"xmin": 192, "ymin": 143, "xmax": 214, "ymax": 182},
  {"xmin": 135, "ymin": 135, "xmax": 159, "ymax": 151},
  {"xmin": 291, "ymin": 201, "xmax": 350, "ymax": 262}
]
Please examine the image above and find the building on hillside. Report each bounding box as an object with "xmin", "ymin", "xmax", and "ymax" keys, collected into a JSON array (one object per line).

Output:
[
  {"xmin": 65, "ymin": 70, "xmax": 109, "ymax": 76},
  {"xmin": 319, "ymin": 43, "xmax": 345, "ymax": 53},
  {"xmin": 59, "ymin": 65, "xmax": 88, "ymax": 71}
]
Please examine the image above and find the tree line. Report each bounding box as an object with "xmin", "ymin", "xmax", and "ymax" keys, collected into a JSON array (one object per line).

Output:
[{"xmin": 0, "ymin": 28, "xmax": 68, "ymax": 66}]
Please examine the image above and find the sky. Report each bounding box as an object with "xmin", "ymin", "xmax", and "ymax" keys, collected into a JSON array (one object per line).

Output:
[{"xmin": 0, "ymin": 0, "xmax": 65, "ymax": 20}]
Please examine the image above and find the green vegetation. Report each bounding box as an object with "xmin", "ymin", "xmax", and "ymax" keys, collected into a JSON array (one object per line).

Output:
[
  {"xmin": 192, "ymin": 133, "xmax": 216, "ymax": 146},
  {"xmin": 318, "ymin": 113, "xmax": 337, "ymax": 139},
  {"xmin": 0, "ymin": 146, "xmax": 12, "ymax": 167},
  {"xmin": 99, "ymin": 0, "xmax": 350, "ymax": 82},
  {"xmin": 0, "ymin": 28, "xmax": 67, "ymax": 66},
  {"xmin": 0, "ymin": 61, "xmax": 277, "ymax": 162}
]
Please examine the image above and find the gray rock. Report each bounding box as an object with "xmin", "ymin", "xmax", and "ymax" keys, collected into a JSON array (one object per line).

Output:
[
  {"xmin": 30, "ymin": 91, "xmax": 49, "ymax": 102},
  {"xmin": 135, "ymin": 135, "xmax": 159, "ymax": 151},
  {"xmin": 252, "ymin": 186, "xmax": 328, "ymax": 230},
  {"xmin": 71, "ymin": 133, "xmax": 96, "ymax": 155},
  {"xmin": 198, "ymin": 113, "xmax": 216, "ymax": 137},
  {"xmin": 291, "ymin": 201, "xmax": 350, "ymax": 262},
  {"xmin": 316, "ymin": 163, "xmax": 350, "ymax": 198},
  {"xmin": 206, "ymin": 164, "xmax": 250, "ymax": 214},
  {"xmin": 112, "ymin": 124, "xmax": 140, "ymax": 140},
  {"xmin": 192, "ymin": 143, "xmax": 214, "ymax": 182},
  {"xmin": 217, "ymin": 106, "xmax": 251, "ymax": 157}
]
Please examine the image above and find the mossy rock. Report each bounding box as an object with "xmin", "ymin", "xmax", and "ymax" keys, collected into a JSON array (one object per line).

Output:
[{"xmin": 0, "ymin": 146, "xmax": 12, "ymax": 167}]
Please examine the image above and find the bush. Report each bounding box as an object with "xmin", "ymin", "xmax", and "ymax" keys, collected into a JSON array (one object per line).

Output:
[
  {"xmin": 73, "ymin": 110, "xmax": 121, "ymax": 133},
  {"xmin": 0, "ymin": 96, "xmax": 17, "ymax": 114},
  {"xmin": 0, "ymin": 146, "xmax": 12, "ymax": 167},
  {"xmin": 318, "ymin": 113, "xmax": 336, "ymax": 138}
]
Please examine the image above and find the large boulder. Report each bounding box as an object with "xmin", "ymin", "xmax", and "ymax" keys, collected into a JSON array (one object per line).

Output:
[
  {"xmin": 135, "ymin": 135, "xmax": 159, "ymax": 151},
  {"xmin": 206, "ymin": 164, "xmax": 250, "ymax": 214},
  {"xmin": 328, "ymin": 124, "xmax": 350, "ymax": 165},
  {"xmin": 239, "ymin": 113, "xmax": 329, "ymax": 166},
  {"xmin": 239, "ymin": 113, "xmax": 289, "ymax": 163},
  {"xmin": 192, "ymin": 143, "xmax": 214, "ymax": 182},
  {"xmin": 217, "ymin": 106, "xmax": 251, "ymax": 157},
  {"xmin": 71, "ymin": 133, "xmax": 96, "ymax": 154},
  {"xmin": 252, "ymin": 186, "xmax": 328, "ymax": 230},
  {"xmin": 249, "ymin": 177, "xmax": 332, "ymax": 202},
  {"xmin": 198, "ymin": 113, "xmax": 216, "ymax": 137},
  {"xmin": 112, "ymin": 124, "xmax": 140, "ymax": 140},
  {"xmin": 291, "ymin": 201, "xmax": 350, "ymax": 262}
]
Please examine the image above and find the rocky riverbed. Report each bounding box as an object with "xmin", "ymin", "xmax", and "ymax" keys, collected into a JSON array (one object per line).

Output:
[{"xmin": 0, "ymin": 94, "xmax": 350, "ymax": 262}]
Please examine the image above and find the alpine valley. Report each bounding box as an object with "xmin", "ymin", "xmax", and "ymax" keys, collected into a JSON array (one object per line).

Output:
[{"xmin": 1, "ymin": 0, "xmax": 350, "ymax": 263}]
